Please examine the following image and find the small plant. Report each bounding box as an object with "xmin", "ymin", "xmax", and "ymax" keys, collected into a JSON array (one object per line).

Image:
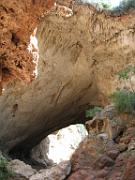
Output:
[
  {"xmin": 112, "ymin": 0, "xmax": 135, "ymax": 13},
  {"xmin": 116, "ymin": 66, "xmax": 135, "ymax": 93},
  {"xmin": 110, "ymin": 90, "xmax": 135, "ymax": 113},
  {"xmin": 100, "ymin": 0, "xmax": 112, "ymax": 10},
  {"xmin": 116, "ymin": 65, "xmax": 135, "ymax": 80},
  {"xmin": 0, "ymin": 155, "xmax": 13, "ymax": 180},
  {"xmin": 119, "ymin": 0, "xmax": 135, "ymax": 11},
  {"xmin": 110, "ymin": 65, "xmax": 135, "ymax": 114},
  {"xmin": 85, "ymin": 106, "xmax": 103, "ymax": 118},
  {"xmin": 117, "ymin": 66, "xmax": 131, "ymax": 79}
]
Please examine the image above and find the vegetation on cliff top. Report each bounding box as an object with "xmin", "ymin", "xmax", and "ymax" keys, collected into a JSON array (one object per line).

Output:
[{"xmin": 80, "ymin": 0, "xmax": 135, "ymax": 12}]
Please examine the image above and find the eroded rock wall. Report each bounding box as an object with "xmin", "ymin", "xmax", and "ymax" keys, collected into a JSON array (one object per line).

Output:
[
  {"xmin": 68, "ymin": 107, "xmax": 135, "ymax": 180},
  {"xmin": 0, "ymin": 0, "xmax": 55, "ymax": 89},
  {"xmin": 0, "ymin": 1, "xmax": 135, "ymax": 152}
]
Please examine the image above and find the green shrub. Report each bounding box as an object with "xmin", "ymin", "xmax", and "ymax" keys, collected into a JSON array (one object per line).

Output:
[
  {"xmin": 85, "ymin": 106, "xmax": 103, "ymax": 118},
  {"xmin": 110, "ymin": 90, "xmax": 135, "ymax": 113},
  {"xmin": 81, "ymin": 0, "xmax": 135, "ymax": 11},
  {"xmin": 112, "ymin": 0, "xmax": 135, "ymax": 12},
  {"xmin": 119, "ymin": 0, "xmax": 135, "ymax": 11},
  {"xmin": 0, "ymin": 155, "xmax": 13, "ymax": 180},
  {"xmin": 116, "ymin": 65, "xmax": 135, "ymax": 79},
  {"xmin": 115, "ymin": 65, "xmax": 135, "ymax": 93}
]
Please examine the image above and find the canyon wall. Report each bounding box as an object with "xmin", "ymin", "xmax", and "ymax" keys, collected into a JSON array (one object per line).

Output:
[{"xmin": 0, "ymin": 0, "xmax": 135, "ymax": 152}]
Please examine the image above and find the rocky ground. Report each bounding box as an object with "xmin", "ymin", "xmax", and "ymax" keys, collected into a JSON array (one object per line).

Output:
[
  {"xmin": 8, "ymin": 159, "xmax": 71, "ymax": 180},
  {"xmin": 68, "ymin": 106, "xmax": 135, "ymax": 180}
]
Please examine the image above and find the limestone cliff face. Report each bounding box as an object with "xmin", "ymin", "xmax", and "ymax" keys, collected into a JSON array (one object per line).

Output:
[{"xmin": 0, "ymin": 1, "xmax": 135, "ymax": 152}]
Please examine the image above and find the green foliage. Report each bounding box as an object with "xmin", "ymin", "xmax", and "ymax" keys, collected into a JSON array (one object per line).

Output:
[
  {"xmin": 101, "ymin": 2, "xmax": 110, "ymax": 9},
  {"xmin": 113, "ymin": 0, "xmax": 135, "ymax": 13},
  {"xmin": 82, "ymin": 0, "xmax": 112, "ymax": 10},
  {"xmin": 116, "ymin": 65, "xmax": 135, "ymax": 79},
  {"xmin": 117, "ymin": 67, "xmax": 131, "ymax": 79},
  {"xmin": 81, "ymin": 0, "xmax": 135, "ymax": 12},
  {"xmin": 100, "ymin": 0, "xmax": 112, "ymax": 9},
  {"xmin": 110, "ymin": 65, "xmax": 135, "ymax": 113},
  {"xmin": 110, "ymin": 90, "xmax": 135, "ymax": 113},
  {"xmin": 85, "ymin": 106, "xmax": 103, "ymax": 118},
  {"xmin": 119, "ymin": 0, "xmax": 135, "ymax": 11},
  {"xmin": 0, "ymin": 155, "xmax": 13, "ymax": 180}
]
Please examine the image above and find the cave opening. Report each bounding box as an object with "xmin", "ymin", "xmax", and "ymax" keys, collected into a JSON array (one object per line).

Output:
[
  {"xmin": 9, "ymin": 121, "xmax": 89, "ymax": 170},
  {"xmin": 8, "ymin": 103, "xmax": 98, "ymax": 170}
]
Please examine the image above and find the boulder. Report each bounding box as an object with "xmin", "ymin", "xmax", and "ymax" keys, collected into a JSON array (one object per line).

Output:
[
  {"xmin": 30, "ymin": 161, "xmax": 71, "ymax": 180},
  {"xmin": 8, "ymin": 159, "xmax": 36, "ymax": 179},
  {"xmin": 31, "ymin": 124, "xmax": 88, "ymax": 165}
]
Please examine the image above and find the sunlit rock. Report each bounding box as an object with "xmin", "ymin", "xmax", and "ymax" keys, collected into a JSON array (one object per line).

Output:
[{"xmin": 31, "ymin": 124, "xmax": 88, "ymax": 164}]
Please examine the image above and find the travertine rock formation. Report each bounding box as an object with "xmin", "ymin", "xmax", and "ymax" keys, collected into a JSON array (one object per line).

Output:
[{"xmin": 0, "ymin": 0, "xmax": 135, "ymax": 154}]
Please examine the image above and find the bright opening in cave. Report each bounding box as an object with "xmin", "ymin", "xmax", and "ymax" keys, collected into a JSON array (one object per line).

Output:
[
  {"xmin": 27, "ymin": 28, "xmax": 39, "ymax": 78},
  {"xmin": 31, "ymin": 124, "xmax": 88, "ymax": 165}
]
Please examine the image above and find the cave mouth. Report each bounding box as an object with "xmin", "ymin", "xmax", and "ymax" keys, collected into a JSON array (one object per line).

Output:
[
  {"xmin": 9, "ymin": 123, "xmax": 88, "ymax": 170},
  {"xmin": 8, "ymin": 103, "xmax": 100, "ymax": 169}
]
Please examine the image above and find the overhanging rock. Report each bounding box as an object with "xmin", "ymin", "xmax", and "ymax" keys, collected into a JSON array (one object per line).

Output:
[{"xmin": 0, "ymin": 1, "xmax": 135, "ymax": 152}]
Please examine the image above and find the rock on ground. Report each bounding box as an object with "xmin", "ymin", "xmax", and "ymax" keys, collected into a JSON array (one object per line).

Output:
[
  {"xmin": 30, "ymin": 161, "xmax": 71, "ymax": 180},
  {"xmin": 8, "ymin": 159, "xmax": 36, "ymax": 179},
  {"xmin": 8, "ymin": 159, "xmax": 71, "ymax": 180}
]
